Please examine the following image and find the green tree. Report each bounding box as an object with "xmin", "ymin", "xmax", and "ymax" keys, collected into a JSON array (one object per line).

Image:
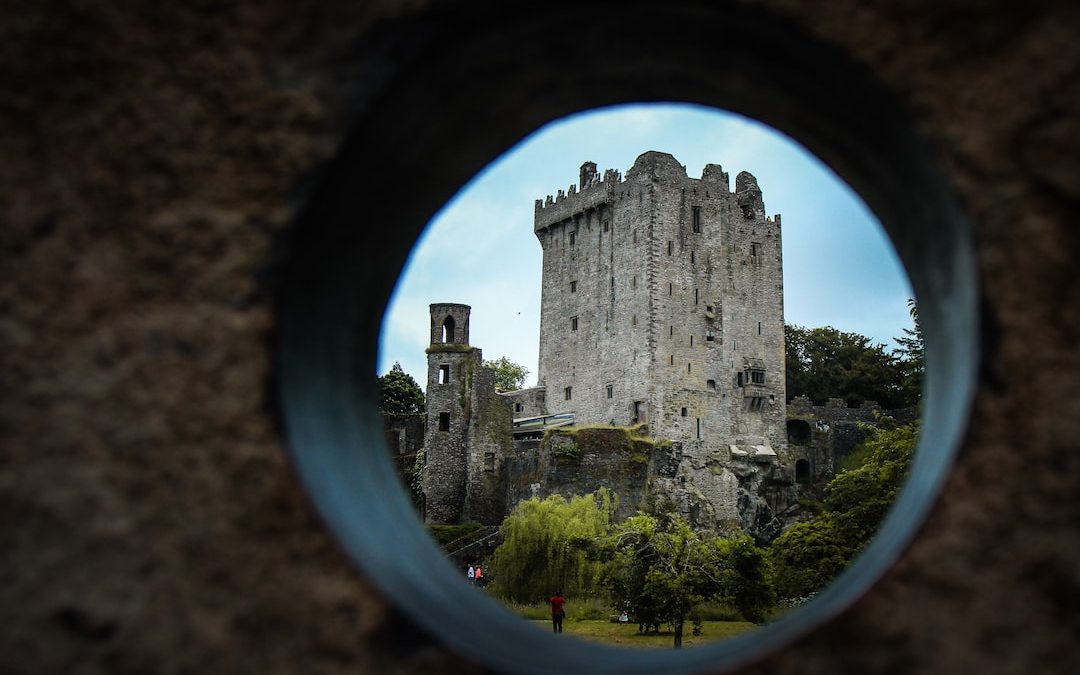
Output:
[
  {"xmin": 785, "ymin": 324, "xmax": 911, "ymax": 409},
  {"xmin": 490, "ymin": 490, "xmax": 614, "ymax": 603},
  {"xmin": 768, "ymin": 422, "xmax": 917, "ymax": 599},
  {"xmin": 484, "ymin": 356, "xmax": 530, "ymax": 392},
  {"xmin": 602, "ymin": 514, "xmax": 774, "ymax": 648},
  {"xmin": 893, "ymin": 298, "xmax": 925, "ymax": 407},
  {"xmin": 378, "ymin": 362, "xmax": 424, "ymax": 415}
]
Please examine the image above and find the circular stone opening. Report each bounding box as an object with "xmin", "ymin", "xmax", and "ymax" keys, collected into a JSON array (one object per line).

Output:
[{"xmin": 276, "ymin": 3, "xmax": 978, "ymax": 674}]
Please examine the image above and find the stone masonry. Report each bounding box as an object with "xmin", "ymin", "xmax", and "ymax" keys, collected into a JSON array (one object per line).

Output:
[{"xmin": 422, "ymin": 152, "xmax": 794, "ymax": 536}]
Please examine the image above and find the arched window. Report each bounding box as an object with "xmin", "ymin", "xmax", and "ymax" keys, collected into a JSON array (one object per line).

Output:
[
  {"xmin": 441, "ymin": 316, "xmax": 456, "ymax": 343},
  {"xmin": 795, "ymin": 459, "xmax": 811, "ymax": 484},
  {"xmin": 787, "ymin": 419, "xmax": 812, "ymax": 445}
]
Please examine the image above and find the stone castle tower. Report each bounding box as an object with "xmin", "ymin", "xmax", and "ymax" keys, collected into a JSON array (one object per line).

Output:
[
  {"xmin": 422, "ymin": 303, "xmax": 511, "ymax": 524},
  {"xmin": 534, "ymin": 152, "xmax": 787, "ymax": 464},
  {"xmin": 421, "ymin": 151, "xmax": 792, "ymax": 533}
]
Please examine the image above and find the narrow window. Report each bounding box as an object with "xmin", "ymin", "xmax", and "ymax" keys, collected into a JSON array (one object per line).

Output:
[
  {"xmin": 514, "ymin": 403, "xmax": 523, "ymax": 413},
  {"xmin": 438, "ymin": 364, "xmax": 450, "ymax": 384},
  {"xmin": 696, "ymin": 418, "xmax": 701, "ymax": 439},
  {"xmin": 668, "ymin": 283, "xmax": 673, "ymax": 296},
  {"xmin": 484, "ymin": 452, "xmax": 495, "ymax": 471},
  {"xmin": 692, "ymin": 206, "xmax": 701, "ymax": 233},
  {"xmin": 669, "ymin": 355, "xmax": 674, "ymax": 366},
  {"xmin": 439, "ymin": 412, "xmax": 450, "ymax": 432},
  {"xmin": 441, "ymin": 316, "xmax": 456, "ymax": 343},
  {"xmin": 736, "ymin": 372, "xmax": 744, "ymax": 387},
  {"xmin": 706, "ymin": 330, "xmax": 715, "ymax": 342},
  {"xmin": 694, "ymin": 289, "xmax": 699, "ymax": 305},
  {"xmin": 632, "ymin": 230, "xmax": 637, "ymax": 244},
  {"xmin": 670, "ymin": 325, "xmax": 674, "ymax": 336},
  {"xmin": 571, "ymin": 316, "xmax": 578, "ymax": 331},
  {"xmin": 751, "ymin": 369, "xmax": 766, "ymax": 384},
  {"xmin": 606, "ymin": 384, "xmax": 613, "ymax": 399},
  {"xmin": 707, "ymin": 379, "xmax": 716, "ymax": 391},
  {"xmin": 690, "ymin": 250, "xmax": 695, "ymax": 264},
  {"xmin": 758, "ymin": 321, "xmax": 762, "ymax": 335},
  {"xmin": 570, "ymin": 280, "xmax": 577, "ymax": 293},
  {"xmin": 564, "ymin": 386, "xmax": 572, "ymax": 401},
  {"xmin": 690, "ymin": 335, "xmax": 694, "ymax": 346},
  {"xmin": 631, "ymin": 275, "xmax": 637, "ymax": 289},
  {"xmin": 603, "ymin": 220, "xmax": 610, "ymax": 232},
  {"xmin": 681, "ymin": 407, "xmax": 688, "ymax": 417},
  {"xmin": 687, "ymin": 362, "xmax": 692, "ymax": 373},
  {"xmin": 750, "ymin": 242, "xmax": 760, "ymax": 257},
  {"xmin": 631, "ymin": 315, "xmax": 637, "ymax": 327},
  {"xmin": 667, "ymin": 240, "xmax": 673, "ymax": 255},
  {"xmin": 610, "ymin": 276, "xmax": 615, "ymax": 289},
  {"xmin": 569, "ymin": 231, "xmax": 576, "ymax": 245}
]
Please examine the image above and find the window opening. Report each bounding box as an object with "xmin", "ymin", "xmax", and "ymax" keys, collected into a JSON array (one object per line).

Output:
[
  {"xmin": 696, "ymin": 418, "xmax": 701, "ymax": 439},
  {"xmin": 667, "ymin": 240, "xmax": 673, "ymax": 255},
  {"xmin": 569, "ymin": 231, "xmax": 576, "ymax": 245},
  {"xmin": 564, "ymin": 386, "xmax": 572, "ymax": 401},
  {"xmin": 571, "ymin": 316, "xmax": 578, "ymax": 331},
  {"xmin": 758, "ymin": 321, "xmax": 762, "ymax": 335},
  {"xmin": 514, "ymin": 403, "xmax": 524, "ymax": 414},
  {"xmin": 707, "ymin": 379, "xmax": 716, "ymax": 391},
  {"xmin": 438, "ymin": 364, "xmax": 450, "ymax": 384},
  {"xmin": 669, "ymin": 355, "xmax": 674, "ymax": 365},
  {"xmin": 681, "ymin": 407, "xmax": 688, "ymax": 417},
  {"xmin": 796, "ymin": 459, "xmax": 811, "ymax": 484},
  {"xmin": 484, "ymin": 452, "xmax": 495, "ymax": 472},
  {"xmin": 706, "ymin": 330, "xmax": 715, "ymax": 342},
  {"xmin": 570, "ymin": 280, "xmax": 577, "ymax": 293},
  {"xmin": 606, "ymin": 384, "xmax": 613, "ymax": 399},
  {"xmin": 690, "ymin": 335, "xmax": 694, "ymax": 346},
  {"xmin": 631, "ymin": 315, "xmax": 637, "ymax": 327},
  {"xmin": 692, "ymin": 206, "xmax": 701, "ymax": 233},
  {"xmin": 694, "ymin": 289, "xmax": 699, "ymax": 304},
  {"xmin": 441, "ymin": 316, "xmax": 456, "ymax": 343},
  {"xmin": 687, "ymin": 362, "xmax": 692, "ymax": 373},
  {"xmin": 438, "ymin": 412, "xmax": 450, "ymax": 432}
]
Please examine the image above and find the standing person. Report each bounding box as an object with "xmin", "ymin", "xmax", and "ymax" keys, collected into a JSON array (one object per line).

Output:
[
  {"xmin": 467, "ymin": 565, "xmax": 475, "ymax": 585},
  {"xmin": 475, "ymin": 565, "xmax": 484, "ymax": 588},
  {"xmin": 549, "ymin": 591, "xmax": 566, "ymax": 633}
]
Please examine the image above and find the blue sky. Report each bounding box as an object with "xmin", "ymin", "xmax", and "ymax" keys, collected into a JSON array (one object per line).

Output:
[{"xmin": 378, "ymin": 103, "xmax": 913, "ymax": 386}]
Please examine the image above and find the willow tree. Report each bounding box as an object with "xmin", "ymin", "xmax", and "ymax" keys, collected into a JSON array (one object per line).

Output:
[{"xmin": 490, "ymin": 490, "xmax": 614, "ymax": 603}]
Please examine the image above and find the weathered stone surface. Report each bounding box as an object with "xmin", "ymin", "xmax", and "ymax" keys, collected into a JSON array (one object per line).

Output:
[{"xmin": 1, "ymin": 1, "xmax": 1078, "ymax": 674}]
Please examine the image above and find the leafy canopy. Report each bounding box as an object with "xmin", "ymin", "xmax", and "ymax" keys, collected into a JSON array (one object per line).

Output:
[
  {"xmin": 378, "ymin": 362, "xmax": 424, "ymax": 415},
  {"xmin": 601, "ymin": 513, "xmax": 774, "ymax": 648},
  {"xmin": 490, "ymin": 490, "xmax": 614, "ymax": 603},
  {"xmin": 484, "ymin": 356, "xmax": 530, "ymax": 392},
  {"xmin": 769, "ymin": 421, "xmax": 917, "ymax": 599}
]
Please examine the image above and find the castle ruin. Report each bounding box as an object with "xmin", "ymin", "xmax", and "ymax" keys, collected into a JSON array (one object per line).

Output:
[{"xmin": 421, "ymin": 151, "xmax": 796, "ymax": 539}]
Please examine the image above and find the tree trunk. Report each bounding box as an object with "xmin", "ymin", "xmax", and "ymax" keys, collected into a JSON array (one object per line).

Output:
[{"xmin": 674, "ymin": 621, "xmax": 683, "ymax": 649}]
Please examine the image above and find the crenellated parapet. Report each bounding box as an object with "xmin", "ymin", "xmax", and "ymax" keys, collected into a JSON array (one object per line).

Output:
[{"xmin": 534, "ymin": 162, "xmax": 622, "ymax": 232}]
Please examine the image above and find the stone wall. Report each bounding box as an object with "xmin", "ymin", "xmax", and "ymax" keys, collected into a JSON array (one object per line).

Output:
[{"xmin": 3, "ymin": 2, "xmax": 1078, "ymax": 674}]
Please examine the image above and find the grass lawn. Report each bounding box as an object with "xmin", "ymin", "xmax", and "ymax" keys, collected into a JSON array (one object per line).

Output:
[{"xmin": 529, "ymin": 620, "xmax": 758, "ymax": 648}]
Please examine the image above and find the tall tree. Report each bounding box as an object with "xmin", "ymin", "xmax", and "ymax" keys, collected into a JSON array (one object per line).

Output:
[
  {"xmin": 378, "ymin": 362, "xmax": 425, "ymax": 415},
  {"xmin": 484, "ymin": 356, "xmax": 530, "ymax": 392},
  {"xmin": 785, "ymin": 324, "xmax": 911, "ymax": 409},
  {"xmin": 490, "ymin": 490, "xmax": 614, "ymax": 603},
  {"xmin": 893, "ymin": 298, "xmax": 925, "ymax": 405},
  {"xmin": 602, "ymin": 514, "xmax": 773, "ymax": 648}
]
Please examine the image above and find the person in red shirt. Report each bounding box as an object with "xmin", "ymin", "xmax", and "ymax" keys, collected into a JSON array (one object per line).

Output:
[{"xmin": 549, "ymin": 591, "xmax": 566, "ymax": 633}]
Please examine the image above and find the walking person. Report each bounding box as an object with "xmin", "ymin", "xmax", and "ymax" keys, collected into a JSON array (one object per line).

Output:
[
  {"xmin": 549, "ymin": 591, "xmax": 566, "ymax": 633},
  {"xmin": 475, "ymin": 565, "xmax": 484, "ymax": 588},
  {"xmin": 467, "ymin": 565, "xmax": 475, "ymax": 585}
]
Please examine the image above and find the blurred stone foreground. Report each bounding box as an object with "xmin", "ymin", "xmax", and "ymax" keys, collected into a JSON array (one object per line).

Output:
[{"xmin": 1, "ymin": 2, "xmax": 1078, "ymax": 674}]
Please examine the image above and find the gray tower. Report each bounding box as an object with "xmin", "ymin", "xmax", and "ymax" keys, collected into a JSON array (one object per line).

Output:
[
  {"xmin": 422, "ymin": 303, "xmax": 473, "ymax": 523},
  {"xmin": 421, "ymin": 303, "xmax": 512, "ymax": 524},
  {"xmin": 532, "ymin": 152, "xmax": 788, "ymax": 524}
]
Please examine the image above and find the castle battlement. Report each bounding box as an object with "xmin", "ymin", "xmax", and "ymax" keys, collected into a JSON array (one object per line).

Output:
[{"xmin": 534, "ymin": 166, "xmax": 622, "ymax": 231}]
